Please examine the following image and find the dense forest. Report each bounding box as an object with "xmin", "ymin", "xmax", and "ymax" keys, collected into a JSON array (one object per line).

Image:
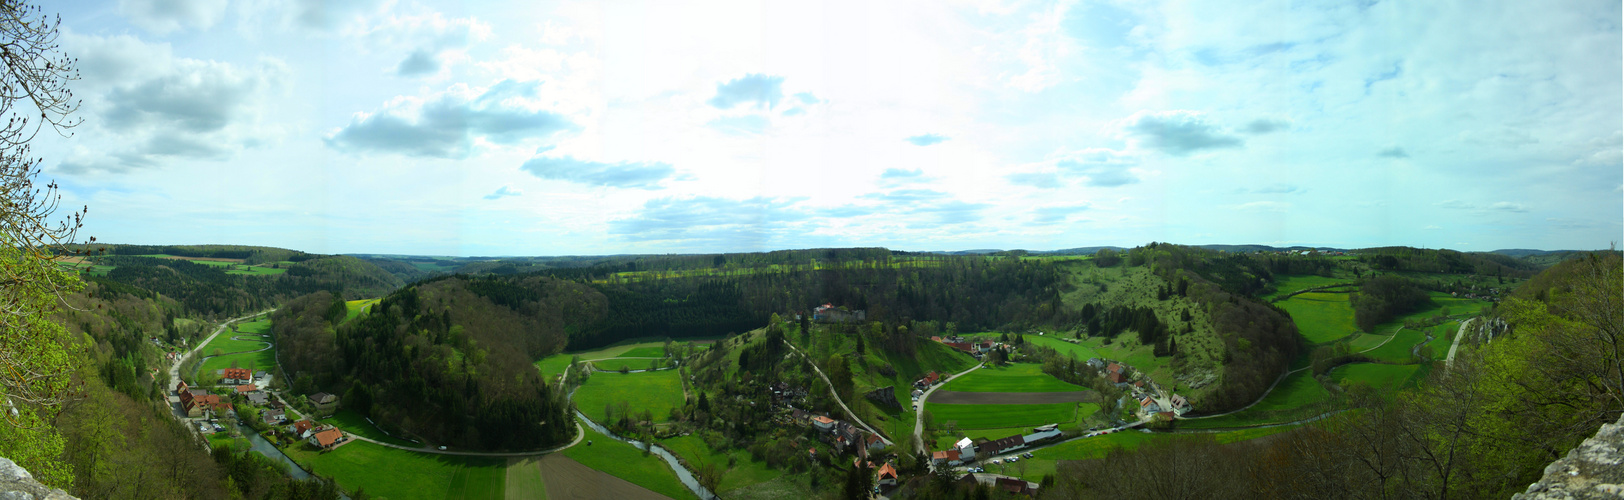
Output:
[{"xmin": 91, "ymin": 254, "xmax": 402, "ymax": 316}]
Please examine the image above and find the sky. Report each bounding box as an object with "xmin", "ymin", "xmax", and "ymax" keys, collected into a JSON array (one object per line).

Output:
[{"xmin": 36, "ymin": 0, "xmax": 1624, "ymax": 256}]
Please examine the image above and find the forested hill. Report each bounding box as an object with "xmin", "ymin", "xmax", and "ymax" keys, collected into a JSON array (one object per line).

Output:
[{"xmin": 87, "ymin": 254, "xmax": 402, "ymax": 316}]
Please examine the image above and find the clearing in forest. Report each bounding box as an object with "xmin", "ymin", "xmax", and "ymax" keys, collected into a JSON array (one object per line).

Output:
[{"xmin": 573, "ymin": 369, "xmax": 686, "ymax": 424}]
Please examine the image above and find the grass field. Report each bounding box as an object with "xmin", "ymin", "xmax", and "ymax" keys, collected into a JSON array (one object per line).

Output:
[
  {"xmin": 1330, "ymin": 363, "xmax": 1420, "ymax": 393},
  {"xmin": 619, "ymin": 346, "xmax": 668, "ymax": 358},
  {"xmin": 1347, "ymin": 332, "xmax": 1391, "ymax": 352},
  {"xmin": 1278, "ymin": 292, "xmax": 1361, "ymax": 343},
  {"xmin": 996, "ymin": 425, "xmax": 1302, "ymax": 482},
  {"xmin": 503, "ymin": 458, "xmax": 547, "ymax": 500},
  {"xmin": 226, "ymin": 265, "xmax": 287, "ymax": 276},
  {"xmin": 284, "ymin": 440, "xmax": 505, "ymax": 500},
  {"xmin": 344, "ymin": 299, "xmax": 380, "ymax": 324},
  {"xmin": 574, "ymin": 369, "xmax": 686, "ymax": 424},
  {"xmin": 1264, "ymin": 275, "xmax": 1354, "ymax": 300},
  {"xmin": 591, "ymin": 358, "xmax": 669, "ymax": 372},
  {"xmin": 318, "ymin": 409, "xmax": 419, "ymax": 447},
  {"xmin": 565, "ymin": 420, "xmax": 697, "ymax": 500},
  {"xmin": 535, "ymin": 340, "xmax": 695, "ymax": 378},
  {"xmin": 1020, "ymin": 335, "xmax": 1102, "ymax": 361},
  {"xmin": 925, "ymin": 402, "xmax": 1086, "ymax": 431},
  {"xmin": 1178, "ymin": 370, "xmax": 1331, "ymax": 428},
  {"xmin": 658, "ymin": 435, "xmax": 783, "ymax": 494},
  {"xmin": 198, "ymin": 319, "xmax": 277, "ymax": 376},
  {"xmin": 939, "ymin": 363, "xmax": 1085, "ymax": 393},
  {"xmin": 1363, "ymin": 328, "xmax": 1428, "ymax": 363},
  {"xmin": 1425, "ymin": 321, "xmax": 1460, "ymax": 356}
]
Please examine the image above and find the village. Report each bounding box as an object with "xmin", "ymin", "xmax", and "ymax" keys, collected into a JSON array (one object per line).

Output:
[{"xmin": 170, "ymin": 364, "xmax": 353, "ymax": 454}]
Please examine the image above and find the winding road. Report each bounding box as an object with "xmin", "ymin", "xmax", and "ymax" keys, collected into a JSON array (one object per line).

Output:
[
  {"xmin": 167, "ymin": 311, "xmax": 272, "ymax": 391},
  {"xmin": 1445, "ymin": 318, "xmax": 1477, "ymax": 368},
  {"xmin": 912, "ymin": 363, "xmax": 984, "ymax": 456},
  {"xmin": 780, "ymin": 340, "xmax": 892, "ymax": 446}
]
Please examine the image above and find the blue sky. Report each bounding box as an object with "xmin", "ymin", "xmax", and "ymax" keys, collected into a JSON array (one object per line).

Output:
[{"xmin": 38, "ymin": 0, "xmax": 1623, "ymax": 256}]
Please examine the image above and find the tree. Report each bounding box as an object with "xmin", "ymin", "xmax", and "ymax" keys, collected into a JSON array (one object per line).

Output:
[{"xmin": 0, "ymin": 0, "xmax": 86, "ymax": 489}]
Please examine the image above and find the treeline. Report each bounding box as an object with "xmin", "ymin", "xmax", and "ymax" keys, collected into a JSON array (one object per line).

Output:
[
  {"xmin": 1349, "ymin": 275, "xmax": 1432, "ymax": 331},
  {"xmin": 1051, "ymin": 252, "xmax": 1623, "ymax": 499},
  {"xmin": 1357, "ymin": 246, "xmax": 1541, "ymax": 277},
  {"xmin": 90, "ymin": 243, "xmax": 312, "ymax": 264},
  {"xmin": 93, "ymin": 255, "xmax": 402, "ymax": 316}
]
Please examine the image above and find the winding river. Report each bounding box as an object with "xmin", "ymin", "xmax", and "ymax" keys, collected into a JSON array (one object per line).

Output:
[{"xmin": 573, "ymin": 411, "xmax": 718, "ymax": 500}]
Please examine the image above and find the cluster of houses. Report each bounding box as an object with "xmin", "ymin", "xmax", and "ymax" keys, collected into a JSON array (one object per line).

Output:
[
  {"xmin": 1083, "ymin": 358, "xmax": 1194, "ymax": 418},
  {"xmin": 285, "ymin": 418, "xmax": 348, "ymax": 450},
  {"xmin": 786, "ymin": 407, "xmax": 887, "ymax": 460},
  {"xmin": 931, "ymin": 424, "xmax": 1064, "ymax": 468},
  {"xmin": 175, "ymin": 381, "xmax": 233, "ymax": 418},
  {"xmin": 930, "ymin": 336, "xmax": 1010, "ymax": 361}
]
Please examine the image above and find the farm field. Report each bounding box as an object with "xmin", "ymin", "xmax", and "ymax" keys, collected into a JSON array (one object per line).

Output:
[
  {"xmin": 284, "ymin": 440, "xmax": 505, "ymax": 500},
  {"xmin": 930, "ymin": 404, "xmax": 1101, "ymax": 450},
  {"xmin": 1263, "ymin": 274, "xmax": 1354, "ymax": 300},
  {"xmin": 1278, "ymin": 291, "xmax": 1360, "ymax": 343},
  {"xmin": 564, "ymin": 419, "xmax": 696, "ymax": 500},
  {"xmin": 503, "ymin": 458, "xmax": 547, "ymax": 500},
  {"xmin": 939, "ymin": 362, "xmax": 1085, "ymax": 393},
  {"xmin": 658, "ymin": 435, "xmax": 783, "ymax": 494},
  {"xmin": 1178, "ymin": 370, "xmax": 1331, "ymax": 429},
  {"xmin": 1330, "ymin": 363, "xmax": 1420, "ymax": 393},
  {"xmin": 573, "ymin": 369, "xmax": 686, "ymax": 424},
  {"xmin": 925, "ymin": 402, "xmax": 1089, "ymax": 431},
  {"xmin": 535, "ymin": 339, "xmax": 695, "ymax": 377}
]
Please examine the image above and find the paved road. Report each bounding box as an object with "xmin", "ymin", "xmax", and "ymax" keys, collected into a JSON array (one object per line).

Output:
[
  {"xmin": 913, "ymin": 363, "xmax": 983, "ymax": 456},
  {"xmin": 781, "ymin": 340, "xmax": 892, "ymax": 446},
  {"xmin": 1445, "ymin": 317, "xmax": 1477, "ymax": 368}
]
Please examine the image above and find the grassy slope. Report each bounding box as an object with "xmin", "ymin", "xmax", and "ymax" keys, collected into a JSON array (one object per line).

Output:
[
  {"xmin": 1330, "ymin": 363, "xmax": 1420, "ymax": 393},
  {"xmin": 925, "ymin": 402, "xmax": 1083, "ymax": 430},
  {"xmin": 318, "ymin": 409, "xmax": 420, "ymax": 447},
  {"xmin": 564, "ymin": 419, "xmax": 697, "ymax": 500},
  {"xmin": 284, "ymin": 440, "xmax": 505, "ymax": 500},
  {"xmin": 1279, "ymin": 292, "xmax": 1360, "ymax": 343},
  {"xmin": 573, "ymin": 369, "xmax": 686, "ymax": 424},
  {"xmin": 1177, "ymin": 370, "xmax": 1331, "ymax": 428},
  {"xmin": 938, "ymin": 362, "xmax": 1086, "ymax": 393}
]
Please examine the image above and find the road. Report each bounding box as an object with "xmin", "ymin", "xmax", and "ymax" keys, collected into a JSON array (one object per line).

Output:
[
  {"xmin": 1445, "ymin": 317, "xmax": 1477, "ymax": 368},
  {"xmin": 913, "ymin": 362, "xmax": 984, "ymax": 456},
  {"xmin": 781, "ymin": 340, "xmax": 892, "ymax": 446}
]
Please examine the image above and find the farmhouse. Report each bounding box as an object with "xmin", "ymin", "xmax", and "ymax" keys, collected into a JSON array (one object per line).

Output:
[
  {"xmin": 222, "ymin": 368, "xmax": 253, "ymax": 385},
  {"xmin": 308, "ymin": 428, "xmax": 344, "ymax": 449}
]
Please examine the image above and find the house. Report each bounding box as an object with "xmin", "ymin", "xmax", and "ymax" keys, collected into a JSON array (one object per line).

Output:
[
  {"xmin": 983, "ymin": 435, "xmax": 1027, "ymax": 456},
  {"xmin": 308, "ymin": 428, "xmax": 344, "ymax": 449},
  {"xmin": 1156, "ymin": 411, "xmax": 1176, "ymax": 422},
  {"xmin": 291, "ymin": 419, "xmax": 315, "ymax": 436},
  {"xmin": 1085, "ymin": 358, "xmax": 1105, "ymax": 369},
  {"xmin": 234, "ymin": 384, "xmax": 258, "ymax": 394},
  {"xmin": 977, "ymin": 341, "xmax": 994, "ymax": 353},
  {"xmin": 309, "ymin": 392, "xmax": 339, "ymax": 416},
  {"xmin": 955, "ymin": 437, "xmax": 977, "ymax": 461},
  {"xmin": 1170, "ymin": 394, "xmax": 1190, "ymax": 412},
  {"xmin": 811, "ymin": 415, "xmax": 835, "ymax": 432},
  {"xmin": 995, "ymin": 477, "xmax": 1037, "ymax": 496},
  {"xmin": 876, "ymin": 463, "xmax": 899, "ymax": 487},
  {"xmin": 245, "ymin": 392, "xmax": 269, "ymax": 406},
  {"xmin": 866, "ymin": 433, "xmax": 886, "ymax": 451},
  {"xmin": 175, "ymin": 380, "xmax": 190, "ymax": 394},
  {"xmin": 262, "ymin": 408, "xmax": 286, "ymax": 425},
  {"xmin": 1139, "ymin": 396, "xmax": 1161, "ymax": 414},
  {"xmin": 944, "ymin": 342, "xmax": 975, "ymax": 354},
  {"xmin": 931, "ymin": 449, "xmax": 962, "ymax": 467},
  {"xmin": 222, "ymin": 368, "xmax": 252, "ymax": 385},
  {"xmin": 790, "ymin": 408, "xmax": 811, "ymax": 425}
]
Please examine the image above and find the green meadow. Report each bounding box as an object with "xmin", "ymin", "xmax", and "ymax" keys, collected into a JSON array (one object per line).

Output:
[
  {"xmin": 284, "ymin": 440, "xmax": 505, "ymax": 500},
  {"xmin": 573, "ymin": 369, "xmax": 686, "ymax": 424},
  {"xmin": 658, "ymin": 434, "xmax": 783, "ymax": 494},
  {"xmin": 564, "ymin": 420, "xmax": 696, "ymax": 500},
  {"xmin": 925, "ymin": 402, "xmax": 1089, "ymax": 431},
  {"xmin": 1330, "ymin": 363, "xmax": 1420, "ymax": 393},
  {"xmin": 939, "ymin": 362, "xmax": 1086, "ymax": 393},
  {"xmin": 1278, "ymin": 291, "xmax": 1361, "ymax": 343},
  {"xmin": 198, "ymin": 318, "xmax": 277, "ymax": 376},
  {"xmin": 1178, "ymin": 370, "xmax": 1331, "ymax": 428}
]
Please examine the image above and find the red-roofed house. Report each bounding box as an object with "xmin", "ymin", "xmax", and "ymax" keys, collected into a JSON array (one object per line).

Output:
[
  {"xmin": 1139, "ymin": 396, "xmax": 1160, "ymax": 413},
  {"xmin": 876, "ymin": 463, "xmax": 899, "ymax": 487},
  {"xmin": 222, "ymin": 367, "xmax": 252, "ymax": 385},
  {"xmin": 234, "ymin": 384, "xmax": 258, "ymax": 394},
  {"xmin": 931, "ymin": 449, "xmax": 963, "ymax": 467},
  {"xmin": 308, "ymin": 428, "xmax": 344, "ymax": 449},
  {"xmin": 996, "ymin": 477, "xmax": 1034, "ymax": 496},
  {"xmin": 812, "ymin": 416, "xmax": 835, "ymax": 431}
]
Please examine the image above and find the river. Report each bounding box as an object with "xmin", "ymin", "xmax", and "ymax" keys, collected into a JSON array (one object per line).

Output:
[
  {"xmin": 574, "ymin": 411, "xmax": 719, "ymax": 500},
  {"xmin": 236, "ymin": 424, "xmax": 312, "ymax": 480}
]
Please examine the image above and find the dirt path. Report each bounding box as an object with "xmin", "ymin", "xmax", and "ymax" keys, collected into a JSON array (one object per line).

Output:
[
  {"xmin": 913, "ymin": 363, "xmax": 983, "ymax": 457},
  {"xmin": 782, "ymin": 340, "xmax": 892, "ymax": 446},
  {"xmin": 929, "ymin": 390, "xmax": 1096, "ymax": 405}
]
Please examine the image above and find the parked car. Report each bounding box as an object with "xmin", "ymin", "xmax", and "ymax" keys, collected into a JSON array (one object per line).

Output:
[
  {"xmin": 1022, "ymin": 452, "xmax": 1034, "ymax": 459},
  {"xmin": 1008, "ymin": 457, "xmax": 1019, "ymax": 462}
]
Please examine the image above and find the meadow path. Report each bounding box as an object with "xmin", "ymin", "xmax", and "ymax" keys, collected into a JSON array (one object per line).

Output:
[
  {"xmin": 781, "ymin": 340, "xmax": 892, "ymax": 446},
  {"xmin": 913, "ymin": 363, "xmax": 984, "ymax": 456}
]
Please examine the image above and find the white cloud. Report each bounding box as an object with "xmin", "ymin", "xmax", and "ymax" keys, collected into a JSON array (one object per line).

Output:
[{"xmin": 119, "ymin": 0, "xmax": 227, "ymax": 34}]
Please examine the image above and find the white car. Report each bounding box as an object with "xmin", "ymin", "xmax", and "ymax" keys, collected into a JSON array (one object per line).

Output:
[{"xmin": 437, "ymin": 445, "xmax": 448, "ymax": 451}]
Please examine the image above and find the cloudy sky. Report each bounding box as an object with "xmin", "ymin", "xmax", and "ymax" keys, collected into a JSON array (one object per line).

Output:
[{"xmin": 38, "ymin": 0, "xmax": 1623, "ymax": 256}]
